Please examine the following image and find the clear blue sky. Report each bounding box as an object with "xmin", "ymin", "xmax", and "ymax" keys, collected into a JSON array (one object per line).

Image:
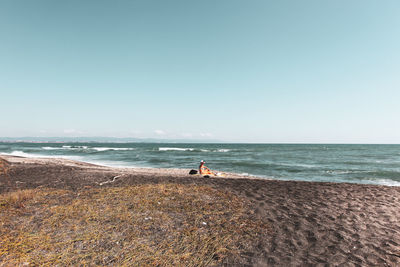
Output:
[{"xmin": 1, "ymin": 0, "xmax": 399, "ymax": 143}]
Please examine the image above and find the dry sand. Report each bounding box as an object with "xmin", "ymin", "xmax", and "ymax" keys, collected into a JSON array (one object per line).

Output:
[{"xmin": 1, "ymin": 155, "xmax": 400, "ymax": 266}]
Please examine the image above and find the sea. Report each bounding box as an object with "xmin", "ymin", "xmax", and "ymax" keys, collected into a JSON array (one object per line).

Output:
[{"xmin": 1, "ymin": 143, "xmax": 399, "ymax": 186}]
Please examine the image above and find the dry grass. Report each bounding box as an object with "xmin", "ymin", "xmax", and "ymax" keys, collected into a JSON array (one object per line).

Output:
[
  {"xmin": 0, "ymin": 184, "xmax": 268, "ymax": 266},
  {"xmin": 0, "ymin": 158, "xmax": 9, "ymax": 177},
  {"xmin": 0, "ymin": 158, "xmax": 11, "ymax": 187},
  {"xmin": 0, "ymin": 189, "xmax": 36, "ymax": 209}
]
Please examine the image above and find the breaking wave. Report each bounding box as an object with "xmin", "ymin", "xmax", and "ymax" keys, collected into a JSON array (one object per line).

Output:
[
  {"xmin": 1, "ymin": 151, "xmax": 82, "ymax": 161},
  {"xmin": 42, "ymin": 146, "xmax": 135, "ymax": 152},
  {"xmin": 2, "ymin": 151, "xmax": 40, "ymax": 157},
  {"xmin": 158, "ymin": 147, "xmax": 231, "ymax": 152},
  {"xmin": 92, "ymin": 147, "xmax": 136, "ymax": 152},
  {"xmin": 1, "ymin": 143, "xmax": 399, "ymax": 187},
  {"xmin": 159, "ymin": 147, "xmax": 195, "ymax": 151},
  {"xmin": 42, "ymin": 146, "xmax": 62, "ymax": 150}
]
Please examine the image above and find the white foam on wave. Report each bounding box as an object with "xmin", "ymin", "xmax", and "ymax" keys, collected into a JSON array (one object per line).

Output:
[
  {"xmin": 42, "ymin": 146, "xmax": 63, "ymax": 150},
  {"xmin": 1, "ymin": 151, "xmax": 82, "ymax": 161},
  {"xmin": 1, "ymin": 151, "xmax": 136, "ymax": 168},
  {"xmin": 199, "ymin": 149, "xmax": 231, "ymax": 152},
  {"xmin": 358, "ymin": 178, "xmax": 400, "ymax": 187},
  {"xmin": 378, "ymin": 179, "xmax": 400, "ymax": 186},
  {"xmin": 42, "ymin": 146, "xmax": 89, "ymax": 151},
  {"xmin": 159, "ymin": 147, "xmax": 194, "ymax": 151},
  {"xmin": 42, "ymin": 145, "xmax": 88, "ymax": 150},
  {"xmin": 2, "ymin": 151, "xmax": 41, "ymax": 158},
  {"xmin": 61, "ymin": 145, "xmax": 88, "ymax": 149},
  {"xmin": 42, "ymin": 146, "xmax": 134, "ymax": 152},
  {"xmin": 278, "ymin": 162, "xmax": 317, "ymax": 168},
  {"xmin": 1, "ymin": 150, "xmax": 146, "ymax": 170},
  {"xmin": 325, "ymin": 170, "xmax": 369, "ymax": 175},
  {"xmin": 92, "ymin": 147, "xmax": 136, "ymax": 152},
  {"xmin": 158, "ymin": 148, "xmax": 230, "ymax": 153},
  {"xmin": 84, "ymin": 159, "xmax": 139, "ymax": 168}
]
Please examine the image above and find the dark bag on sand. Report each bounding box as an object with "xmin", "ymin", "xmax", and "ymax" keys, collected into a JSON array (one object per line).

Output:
[{"xmin": 189, "ymin": 169, "xmax": 198, "ymax": 175}]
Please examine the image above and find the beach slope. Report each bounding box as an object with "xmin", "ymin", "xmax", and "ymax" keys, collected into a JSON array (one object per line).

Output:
[{"xmin": 1, "ymin": 155, "xmax": 399, "ymax": 266}]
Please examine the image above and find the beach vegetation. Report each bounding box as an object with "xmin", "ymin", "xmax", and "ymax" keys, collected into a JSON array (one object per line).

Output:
[
  {"xmin": 0, "ymin": 184, "xmax": 268, "ymax": 266},
  {"xmin": 0, "ymin": 158, "xmax": 10, "ymax": 177},
  {"xmin": 0, "ymin": 189, "xmax": 36, "ymax": 209}
]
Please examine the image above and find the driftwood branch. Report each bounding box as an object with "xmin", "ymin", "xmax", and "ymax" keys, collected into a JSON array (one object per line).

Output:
[{"xmin": 98, "ymin": 175, "xmax": 124, "ymax": 186}]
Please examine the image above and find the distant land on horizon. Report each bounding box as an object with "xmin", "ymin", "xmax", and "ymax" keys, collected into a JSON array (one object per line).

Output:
[
  {"xmin": 1, "ymin": 137, "xmax": 399, "ymax": 145},
  {"xmin": 0, "ymin": 136, "xmax": 225, "ymax": 143}
]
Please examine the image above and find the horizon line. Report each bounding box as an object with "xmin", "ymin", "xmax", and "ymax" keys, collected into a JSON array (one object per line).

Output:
[{"xmin": 0, "ymin": 136, "xmax": 399, "ymax": 145}]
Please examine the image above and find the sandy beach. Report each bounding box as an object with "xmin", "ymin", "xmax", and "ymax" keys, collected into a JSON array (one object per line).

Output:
[{"xmin": 1, "ymin": 155, "xmax": 400, "ymax": 266}]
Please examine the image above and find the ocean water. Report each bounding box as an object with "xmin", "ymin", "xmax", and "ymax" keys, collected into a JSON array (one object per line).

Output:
[{"xmin": 1, "ymin": 143, "xmax": 399, "ymax": 186}]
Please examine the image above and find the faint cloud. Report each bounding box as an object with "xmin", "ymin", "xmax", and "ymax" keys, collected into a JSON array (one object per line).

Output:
[
  {"xmin": 63, "ymin": 129, "xmax": 84, "ymax": 135},
  {"xmin": 181, "ymin": 133, "xmax": 193, "ymax": 138},
  {"xmin": 154, "ymin": 130, "xmax": 166, "ymax": 135},
  {"xmin": 63, "ymin": 129, "xmax": 77, "ymax": 134},
  {"xmin": 200, "ymin": 133, "xmax": 212, "ymax": 137}
]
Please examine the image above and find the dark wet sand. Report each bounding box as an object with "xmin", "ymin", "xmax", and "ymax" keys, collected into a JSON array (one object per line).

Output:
[{"xmin": 1, "ymin": 155, "xmax": 400, "ymax": 266}]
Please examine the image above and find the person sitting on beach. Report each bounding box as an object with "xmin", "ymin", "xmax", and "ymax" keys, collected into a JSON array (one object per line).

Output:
[{"xmin": 199, "ymin": 160, "xmax": 214, "ymax": 176}]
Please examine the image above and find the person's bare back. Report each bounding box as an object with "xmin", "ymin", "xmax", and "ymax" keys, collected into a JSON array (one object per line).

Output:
[{"xmin": 199, "ymin": 160, "xmax": 214, "ymax": 176}]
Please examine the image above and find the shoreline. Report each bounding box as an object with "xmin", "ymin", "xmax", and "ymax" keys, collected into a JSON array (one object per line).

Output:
[
  {"xmin": 3, "ymin": 153, "xmax": 399, "ymax": 187},
  {"xmin": 1, "ymin": 155, "xmax": 400, "ymax": 265},
  {"xmin": 0, "ymin": 154, "xmax": 260, "ymax": 181}
]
